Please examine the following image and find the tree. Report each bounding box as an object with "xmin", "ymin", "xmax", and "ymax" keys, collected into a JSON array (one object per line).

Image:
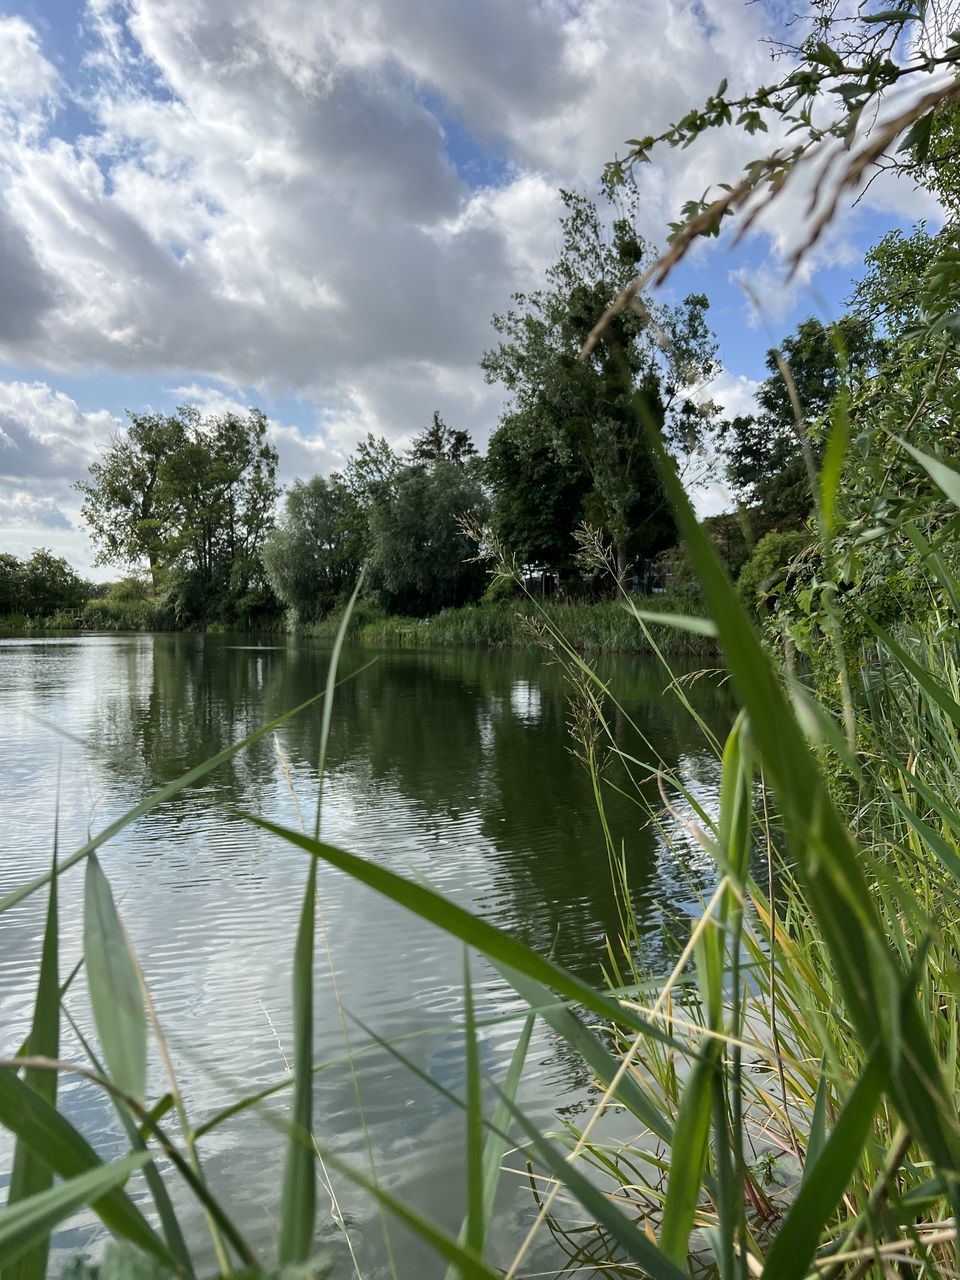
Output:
[
  {"xmin": 262, "ymin": 475, "xmax": 365, "ymax": 622},
  {"xmin": 77, "ymin": 406, "xmax": 280, "ymax": 625},
  {"xmin": 77, "ymin": 410, "xmax": 190, "ymax": 590},
  {"xmin": 482, "ymin": 189, "xmax": 719, "ymax": 583},
  {"xmin": 719, "ymin": 315, "xmax": 884, "ymax": 529},
  {"xmin": 368, "ymin": 460, "xmax": 489, "ymax": 615},
  {"xmin": 484, "ymin": 414, "xmax": 590, "ymax": 573},
  {"xmin": 408, "ymin": 412, "xmax": 478, "ymax": 470}
]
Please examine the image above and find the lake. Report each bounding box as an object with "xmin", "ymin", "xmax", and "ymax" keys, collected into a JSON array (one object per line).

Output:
[{"xmin": 0, "ymin": 633, "xmax": 731, "ymax": 1278}]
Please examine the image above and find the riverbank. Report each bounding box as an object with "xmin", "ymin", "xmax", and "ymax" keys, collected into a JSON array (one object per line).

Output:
[
  {"xmin": 303, "ymin": 593, "xmax": 717, "ymax": 655},
  {"xmin": 1, "ymin": 592, "xmax": 717, "ymax": 655}
]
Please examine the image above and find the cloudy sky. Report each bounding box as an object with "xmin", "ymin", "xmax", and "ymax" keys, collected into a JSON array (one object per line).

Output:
[{"xmin": 0, "ymin": 0, "xmax": 941, "ymax": 574}]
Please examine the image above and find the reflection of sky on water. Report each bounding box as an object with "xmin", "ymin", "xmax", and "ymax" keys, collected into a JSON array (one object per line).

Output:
[{"xmin": 0, "ymin": 634, "xmax": 730, "ymax": 1277}]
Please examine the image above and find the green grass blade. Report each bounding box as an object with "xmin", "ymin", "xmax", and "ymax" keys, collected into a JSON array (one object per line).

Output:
[
  {"xmin": 659, "ymin": 1054, "xmax": 715, "ymax": 1264},
  {"xmin": 84, "ymin": 855, "xmax": 147, "ymax": 1101},
  {"xmin": 0, "ymin": 1153, "xmax": 150, "ymax": 1273},
  {"xmin": 862, "ymin": 615, "xmax": 960, "ymax": 730},
  {"xmin": 761, "ymin": 1053, "xmax": 885, "ymax": 1279},
  {"xmin": 0, "ymin": 1070, "xmax": 175, "ymax": 1266},
  {"xmin": 277, "ymin": 860, "xmax": 317, "ymax": 1265},
  {"xmin": 4, "ymin": 846, "xmax": 60, "ymax": 1280},
  {"xmin": 640, "ymin": 405, "xmax": 960, "ymax": 1206},
  {"xmin": 501, "ymin": 1093, "xmax": 688, "ymax": 1280},
  {"xmin": 896, "ymin": 435, "xmax": 960, "ymax": 510},
  {"xmin": 64, "ymin": 1011, "xmax": 193, "ymax": 1275},
  {"xmin": 243, "ymin": 815, "xmax": 683, "ymax": 1050},
  {"xmin": 463, "ymin": 953, "xmax": 484, "ymax": 1260},
  {"xmin": 493, "ymin": 961, "xmax": 673, "ymax": 1144},
  {"xmin": 802, "ymin": 1060, "xmax": 830, "ymax": 1185},
  {"xmin": 621, "ymin": 605, "xmax": 718, "ymax": 637}
]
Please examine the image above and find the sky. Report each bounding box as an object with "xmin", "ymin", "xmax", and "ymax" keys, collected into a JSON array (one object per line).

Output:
[{"xmin": 0, "ymin": 0, "xmax": 943, "ymax": 575}]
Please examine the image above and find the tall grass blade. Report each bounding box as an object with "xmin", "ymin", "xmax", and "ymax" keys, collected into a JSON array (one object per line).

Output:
[
  {"xmin": 242, "ymin": 816, "xmax": 683, "ymax": 1049},
  {"xmin": 4, "ymin": 845, "xmax": 59, "ymax": 1280},
  {"xmin": 501, "ymin": 1094, "xmax": 688, "ymax": 1280},
  {"xmin": 463, "ymin": 953, "xmax": 484, "ymax": 1260},
  {"xmin": 641, "ymin": 404, "xmax": 960, "ymax": 1211},
  {"xmin": 0, "ymin": 1153, "xmax": 150, "ymax": 1273},
  {"xmin": 761, "ymin": 1054, "xmax": 885, "ymax": 1280},
  {"xmin": 277, "ymin": 856, "xmax": 316, "ymax": 1265},
  {"xmin": 0, "ymin": 1070, "xmax": 175, "ymax": 1266},
  {"xmin": 493, "ymin": 961, "xmax": 673, "ymax": 1143},
  {"xmin": 84, "ymin": 855, "xmax": 147, "ymax": 1101},
  {"xmin": 659, "ymin": 1056, "xmax": 714, "ymax": 1266}
]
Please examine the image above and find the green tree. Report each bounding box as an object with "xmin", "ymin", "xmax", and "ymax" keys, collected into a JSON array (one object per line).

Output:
[
  {"xmin": 407, "ymin": 412, "xmax": 478, "ymax": 470},
  {"xmin": 77, "ymin": 406, "xmax": 280, "ymax": 625},
  {"xmin": 482, "ymin": 189, "xmax": 719, "ymax": 583},
  {"xmin": 719, "ymin": 315, "xmax": 884, "ymax": 529},
  {"xmin": 262, "ymin": 474, "xmax": 365, "ymax": 622},
  {"xmin": 368, "ymin": 460, "xmax": 489, "ymax": 615},
  {"xmin": 0, "ymin": 552, "xmax": 22, "ymax": 614},
  {"xmin": 77, "ymin": 411, "xmax": 190, "ymax": 590},
  {"xmin": 17, "ymin": 548, "xmax": 86, "ymax": 616}
]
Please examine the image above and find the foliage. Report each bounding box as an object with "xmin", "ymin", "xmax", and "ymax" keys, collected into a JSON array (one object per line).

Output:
[
  {"xmin": 407, "ymin": 412, "xmax": 477, "ymax": 470},
  {"xmin": 605, "ymin": 2, "xmax": 960, "ymax": 275},
  {"xmin": 262, "ymin": 476, "xmax": 365, "ymax": 624},
  {"xmin": 482, "ymin": 189, "xmax": 719, "ymax": 581},
  {"xmin": 367, "ymin": 459, "xmax": 489, "ymax": 615},
  {"xmin": 0, "ymin": 549, "xmax": 87, "ymax": 619},
  {"xmin": 719, "ymin": 316, "xmax": 884, "ymax": 530},
  {"xmin": 77, "ymin": 408, "xmax": 281, "ymax": 627},
  {"xmin": 736, "ymin": 529, "xmax": 811, "ymax": 613}
]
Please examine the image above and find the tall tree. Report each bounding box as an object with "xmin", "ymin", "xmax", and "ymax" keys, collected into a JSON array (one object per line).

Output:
[
  {"xmin": 719, "ymin": 315, "xmax": 884, "ymax": 529},
  {"xmin": 262, "ymin": 475, "xmax": 365, "ymax": 622},
  {"xmin": 482, "ymin": 189, "xmax": 719, "ymax": 583},
  {"xmin": 76, "ymin": 410, "xmax": 191, "ymax": 590},
  {"xmin": 77, "ymin": 406, "xmax": 280, "ymax": 624},
  {"xmin": 407, "ymin": 412, "xmax": 477, "ymax": 470},
  {"xmin": 368, "ymin": 460, "xmax": 488, "ymax": 615}
]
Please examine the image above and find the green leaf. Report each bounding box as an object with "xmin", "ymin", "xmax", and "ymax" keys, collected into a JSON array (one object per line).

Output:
[
  {"xmin": 802, "ymin": 1060, "xmax": 829, "ymax": 1184},
  {"xmin": 242, "ymin": 815, "xmax": 683, "ymax": 1050},
  {"xmin": 898, "ymin": 111, "xmax": 935, "ymax": 163},
  {"xmin": 621, "ymin": 602, "xmax": 718, "ymax": 637},
  {"xmin": 762, "ymin": 1055, "xmax": 885, "ymax": 1279},
  {"xmin": 501, "ymin": 1095, "xmax": 688, "ymax": 1280},
  {"xmin": 84, "ymin": 855, "xmax": 147, "ymax": 1102},
  {"xmin": 659, "ymin": 1056, "xmax": 715, "ymax": 1264},
  {"xmin": 277, "ymin": 858, "xmax": 317, "ymax": 1266},
  {"xmin": 0, "ymin": 1066, "xmax": 173, "ymax": 1265},
  {"xmin": 4, "ymin": 847, "xmax": 59, "ymax": 1280},
  {"xmin": 0, "ymin": 1153, "xmax": 150, "ymax": 1273},
  {"xmin": 896, "ymin": 435, "xmax": 960, "ymax": 510},
  {"xmin": 462, "ymin": 954, "xmax": 484, "ymax": 1262}
]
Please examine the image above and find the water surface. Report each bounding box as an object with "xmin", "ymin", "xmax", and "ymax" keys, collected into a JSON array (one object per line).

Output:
[{"xmin": 0, "ymin": 634, "xmax": 731, "ymax": 1278}]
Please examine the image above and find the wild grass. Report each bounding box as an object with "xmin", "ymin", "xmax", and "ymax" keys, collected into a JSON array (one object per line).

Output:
[
  {"xmin": 7, "ymin": 443, "xmax": 960, "ymax": 1279},
  {"xmin": 304, "ymin": 592, "xmax": 716, "ymax": 655}
]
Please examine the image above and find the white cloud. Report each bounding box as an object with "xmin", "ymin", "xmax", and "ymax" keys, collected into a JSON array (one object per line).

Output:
[{"xmin": 0, "ymin": 0, "xmax": 947, "ymax": 560}]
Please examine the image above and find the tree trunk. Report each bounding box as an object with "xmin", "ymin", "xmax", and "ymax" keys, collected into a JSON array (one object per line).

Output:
[{"xmin": 615, "ymin": 541, "xmax": 628, "ymax": 592}]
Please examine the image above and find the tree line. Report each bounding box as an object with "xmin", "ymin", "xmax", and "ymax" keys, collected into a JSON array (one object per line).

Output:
[{"xmin": 5, "ymin": 188, "xmax": 891, "ymax": 628}]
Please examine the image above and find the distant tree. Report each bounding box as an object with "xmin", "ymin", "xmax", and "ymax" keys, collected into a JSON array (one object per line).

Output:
[
  {"xmin": 484, "ymin": 414, "xmax": 589, "ymax": 573},
  {"xmin": 718, "ymin": 316, "xmax": 884, "ymax": 529},
  {"xmin": 344, "ymin": 434, "xmax": 402, "ymax": 510},
  {"xmin": 263, "ymin": 475, "xmax": 365, "ymax": 622},
  {"xmin": 368, "ymin": 460, "xmax": 489, "ymax": 615},
  {"xmin": 408, "ymin": 412, "xmax": 478, "ymax": 470},
  {"xmin": 17, "ymin": 548, "xmax": 86, "ymax": 616},
  {"xmin": 482, "ymin": 189, "xmax": 719, "ymax": 583},
  {"xmin": 77, "ymin": 406, "xmax": 280, "ymax": 625},
  {"xmin": 77, "ymin": 410, "xmax": 190, "ymax": 590},
  {"xmin": 0, "ymin": 553, "xmax": 22, "ymax": 614}
]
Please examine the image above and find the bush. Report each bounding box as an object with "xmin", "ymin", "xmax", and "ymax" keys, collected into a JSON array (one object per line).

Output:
[{"xmin": 736, "ymin": 529, "xmax": 809, "ymax": 612}]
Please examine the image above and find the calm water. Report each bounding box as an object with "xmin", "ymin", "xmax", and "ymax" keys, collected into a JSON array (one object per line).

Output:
[{"xmin": 0, "ymin": 633, "xmax": 731, "ymax": 1278}]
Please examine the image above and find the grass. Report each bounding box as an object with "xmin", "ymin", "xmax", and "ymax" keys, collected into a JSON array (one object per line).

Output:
[
  {"xmin": 304, "ymin": 591, "xmax": 717, "ymax": 655},
  {"xmin": 7, "ymin": 444, "xmax": 960, "ymax": 1279}
]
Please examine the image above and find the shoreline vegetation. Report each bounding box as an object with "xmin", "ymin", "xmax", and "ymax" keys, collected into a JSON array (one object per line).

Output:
[{"xmin": 0, "ymin": 591, "xmax": 718, "ymax": 656}]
